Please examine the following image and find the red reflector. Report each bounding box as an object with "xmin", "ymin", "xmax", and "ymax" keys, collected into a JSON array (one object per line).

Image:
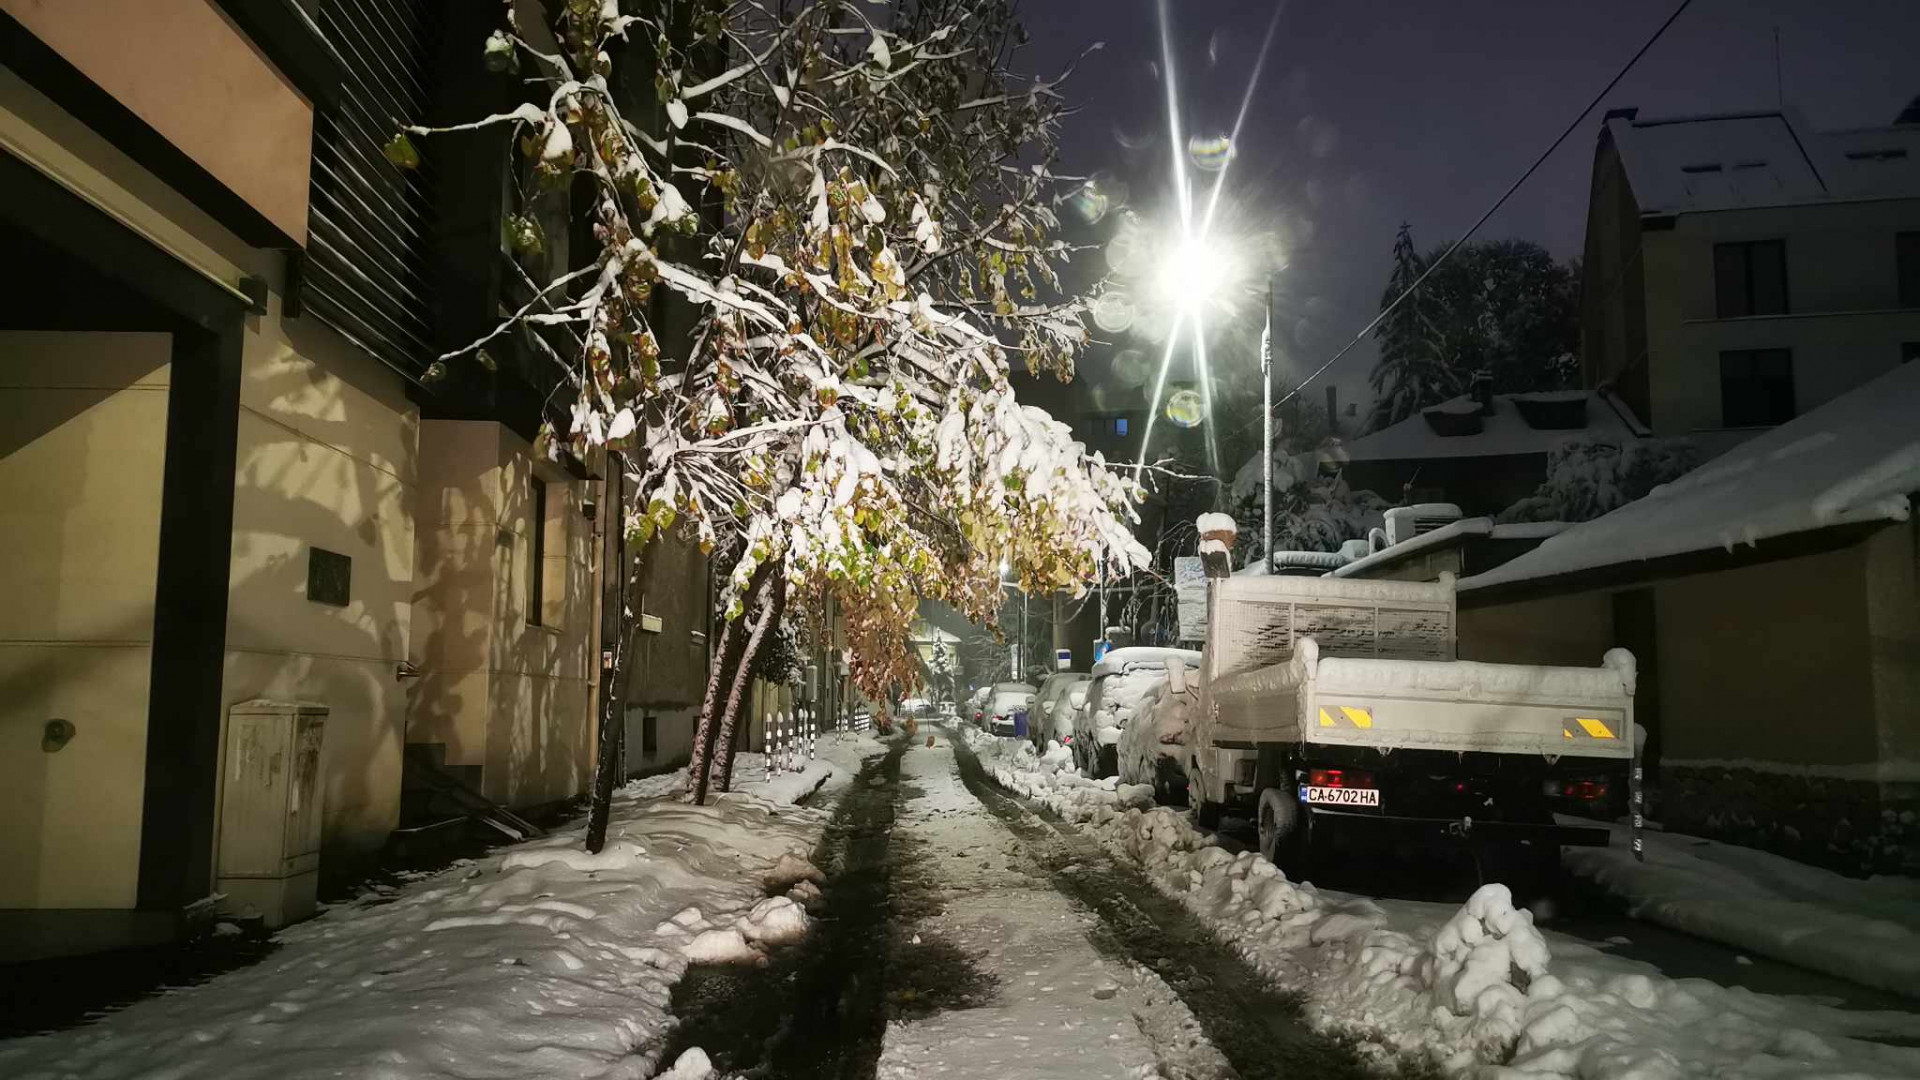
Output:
[
  {"xmin": 1309, "ymin": 768, "xmax": 1375, "ymax": 789},
  {"xmin": 1452, "ymin": 781, "xmax": 1469, "ymax": 794},
  {"xmin": 1562, "ymin": 779, "xmax": 1610, "ymax": 800}
]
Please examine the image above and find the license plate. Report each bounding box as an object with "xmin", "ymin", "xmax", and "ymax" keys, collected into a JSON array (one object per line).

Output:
[{"xmin": 1305, "ymin": 786, "xmax": 1380, "ymax": 807}]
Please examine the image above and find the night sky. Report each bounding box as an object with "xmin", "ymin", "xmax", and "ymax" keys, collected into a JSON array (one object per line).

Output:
[{"xmin": 1015, "ymin": 0, "xmax": 1920, "ymax": 447}]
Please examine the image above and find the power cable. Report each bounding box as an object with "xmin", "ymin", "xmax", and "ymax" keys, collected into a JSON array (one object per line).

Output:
[{"xmin": 1274, "ymin": 0, "xmax": 1696, "ymax": 414}]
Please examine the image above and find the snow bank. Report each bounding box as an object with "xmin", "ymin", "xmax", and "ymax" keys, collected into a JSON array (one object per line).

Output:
[
  {"xmin": 1562, "ymin": 815, "xmax": 1920, "ymax": 998},
  {"xmin": 0, "ymin": 735, "xmax": 886, "ymax": 1080},
  {"xmin": 969, "ymin": 728, "xmax": 1920, "ymax": 1080}
]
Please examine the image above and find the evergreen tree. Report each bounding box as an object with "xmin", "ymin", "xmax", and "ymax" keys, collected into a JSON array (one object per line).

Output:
[{"xmin": 1366, "ymin": 227, "xmax": 1579, "ymax": 431}]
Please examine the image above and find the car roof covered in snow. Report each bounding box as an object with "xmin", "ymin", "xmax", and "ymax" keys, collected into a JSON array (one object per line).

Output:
[
  {"xmin": 1091, "ymin": 647, "xmax": 1201, "ymax": 679},
  {"xmin": 1605, "ymin": 109, "xmax": 1920, "ymax": 216},
  {"xmin": 1460, "ymin": 360, "xmax": 1920, "ymax": 595},
  {"xmin": 1323, "ymin": 391, "xmax": 1640, "ymax": 464}
]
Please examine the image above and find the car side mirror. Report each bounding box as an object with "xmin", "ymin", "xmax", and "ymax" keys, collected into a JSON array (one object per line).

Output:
[{"xmin": 1164, "ymin": 658, "xmax": 1188, "ymax": 695}]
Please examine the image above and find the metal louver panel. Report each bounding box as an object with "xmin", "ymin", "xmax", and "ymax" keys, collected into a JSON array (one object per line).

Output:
[{"xmin": 303, "ymin": 0, "xmax": 438, "ymax": 380}]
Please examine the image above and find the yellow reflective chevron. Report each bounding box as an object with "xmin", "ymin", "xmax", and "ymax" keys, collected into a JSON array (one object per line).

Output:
[
  {"xmin": 1318, "ymin": 705, "xmax": 1374, "ymax": 729},
  {"xmin": 1563, "ymin": 716, "xmax": 1619, "ymax": 741}
]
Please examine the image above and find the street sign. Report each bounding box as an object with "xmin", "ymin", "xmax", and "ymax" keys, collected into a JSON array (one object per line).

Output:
[
  {"xmin": 1055, "ymin": 648, "xmax": 1072, "ymax": 671},
  {"xmin": 1175, "ymin": 556, "xmax": 1207, "ymax": 642}
]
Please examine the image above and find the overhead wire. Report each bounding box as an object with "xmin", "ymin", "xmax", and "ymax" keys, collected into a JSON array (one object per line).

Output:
[{"xmin": 1272, "ymin": 0, "xmax": 1697, "ymax": 414}]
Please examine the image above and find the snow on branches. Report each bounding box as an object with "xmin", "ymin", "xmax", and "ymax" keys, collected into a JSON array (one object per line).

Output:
[{"xmin": 410, "ymin": 0, "xmax": 1147, "ymax": 702}]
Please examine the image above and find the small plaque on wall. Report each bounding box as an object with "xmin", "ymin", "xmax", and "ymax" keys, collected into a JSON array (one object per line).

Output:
[{"xmin": 308, "ymin": 547, "xmax": 351, "ymax": 607}]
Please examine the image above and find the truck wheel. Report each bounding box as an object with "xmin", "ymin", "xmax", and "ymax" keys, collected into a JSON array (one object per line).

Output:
[{"xmin": 1258, "ymin": 788, "xmax": 1315, "ymax": 880}]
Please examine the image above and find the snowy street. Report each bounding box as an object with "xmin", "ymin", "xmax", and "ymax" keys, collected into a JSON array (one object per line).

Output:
[{"xmin": 7, "ymin": 728, "xmax": 1920, "ymax": 1079}]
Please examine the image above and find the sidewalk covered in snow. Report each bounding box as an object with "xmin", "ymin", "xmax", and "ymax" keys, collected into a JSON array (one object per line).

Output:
[{"xmin": 0, "ymin": 736, "xmax": 877, "ymax": 1080}]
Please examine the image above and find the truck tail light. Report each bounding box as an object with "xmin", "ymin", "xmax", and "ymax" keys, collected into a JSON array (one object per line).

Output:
[
  {"xmin": 1559, "ymin": 779, "xmax": 1610, "ymax": 801},
  {"xmin": 1309, "ymin": 768, "xmax": 1375, "ymax": 789}
]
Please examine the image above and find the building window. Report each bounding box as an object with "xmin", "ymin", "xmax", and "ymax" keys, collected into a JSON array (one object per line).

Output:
[
  {"xmin": 307, "ymin": 547, "xmax": 351, "ymax": 607},
  {"xmin": 1720, "ymin": 349, "xmax": 1795, "ymax": 426},
  {"xmin": 1112, "ymin": 416, "xmax": 1130, "ymax": 437},
  {"xmin": 528, "ymin": 476, "xmax": 547, "ymax": 625},
  {"xmin": 642, "ymin": 714, "xmax": 659, "ymax": 754},
  {"xmin": 1898, "ymin": 232, "xmax": 1920, "ymax": 309},
  {"xmin": 1713, "ymin": 239, "xmax": 1788, "ymax": 318}
]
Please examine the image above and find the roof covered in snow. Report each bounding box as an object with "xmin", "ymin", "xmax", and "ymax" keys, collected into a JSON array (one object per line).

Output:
[
  {"xmin": 1460, "ymin": 360, "xmax": 1920, "ymax": 594},
  {"xmin": 1330, "ymin": 518, "xmax": 1571, "ymax": 578},
  {"xmin": 1606, "ymin": 109, "xmax": 1920, "ymax": 217},
  {"xmin": 1326, "ymin": 391, "xmax": 1639, "ymax": 464}
]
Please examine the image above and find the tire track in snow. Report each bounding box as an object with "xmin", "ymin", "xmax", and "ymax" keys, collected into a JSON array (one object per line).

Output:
[{"xmin": 945, "ymin": 727, "xmax": 1394, "ymax": 1080}]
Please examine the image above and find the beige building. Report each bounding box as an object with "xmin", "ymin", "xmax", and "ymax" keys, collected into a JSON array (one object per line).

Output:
[
  {"xmin": 1581, "ymin": 106, "xmax": 1920, "ymax": 440},
  {"xmin": 0, "ymin": 0, "xmax": 713, "ymax": 960},
  {"xmin": 1449, "ymin": 360, "xmax": 1920, "ymax": 875}
]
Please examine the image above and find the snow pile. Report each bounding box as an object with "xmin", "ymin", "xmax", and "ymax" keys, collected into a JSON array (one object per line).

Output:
[
  {"xmin": 964, "ymin": 729, "xmax": 1154, "ymax": 818},
  {"xmin": 0, "ymin": 738, "xmax": 880, "ymax": 1080},
  {"xmin": 976, "ymin": 736, "xmax": 1920, "ymax": 1079},
  {"xmin": 1562, "ymin": 815, "xmax": 1920, "ymax": 998},
  {"xmin": 1118, "ymin": 680, "xmax": 1193, "ymax": 788}
]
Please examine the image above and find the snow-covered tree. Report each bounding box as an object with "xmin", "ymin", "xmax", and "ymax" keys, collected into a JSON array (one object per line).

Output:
[
  {"xmin": 1499, "ymin": 435, "xmax": 1702, "ymax": 524},
  {"xmin": 409, "ymin": 0, "xmax": 1148, "ymax": 831},
  {"xmin": 1367, "ymin": 226, "xmax": 1579, "ymax": 431}
]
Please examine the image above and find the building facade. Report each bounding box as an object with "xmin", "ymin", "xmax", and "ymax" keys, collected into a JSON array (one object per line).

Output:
[
  {"xmin": 0, "ymin": 0, "xmax": 709, "ymax": 960},
  {"xmin": 1581, "ymin": 106, "xmax": 1920, "ymax": 438}
]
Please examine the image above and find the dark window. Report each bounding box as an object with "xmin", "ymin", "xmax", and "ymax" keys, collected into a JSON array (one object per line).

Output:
[
  {"xmin": 1902, "ymin": 342, "xmax": 1920, "ymax": 365},
  {"xmin": 1720, "ymin": 349, "xmax": 1795, "ymax": 426},
  {"xmin": 307, "ymin": 547, "xmax": 351, "ymax": 607},
  {"xmin": 528, "ymin": 476, "xmax": 547, "ymax": 625},
  {"xmin": 642, "ymin": 714, "xmax": 659, "ymax": 754},
  {"xmin": 1113, "ymin": 416, "xmax": 1130, "ymax": 436},
  {"xmin": 1898, "ymin": 233, "xmax": 1920, "ymax": 309},
  {"xmin": 1713, "ymin": 239, "xmax": 1788, "ymax": 318},
  {"xmin": 300, "ymin": 0, "xmax": 439, "ymax": 380}
]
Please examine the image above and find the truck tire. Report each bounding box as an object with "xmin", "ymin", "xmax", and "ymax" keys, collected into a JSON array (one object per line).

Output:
[{"xmin": 1258, "ymin": 787, "xmax": 1316, "ymax": 880}]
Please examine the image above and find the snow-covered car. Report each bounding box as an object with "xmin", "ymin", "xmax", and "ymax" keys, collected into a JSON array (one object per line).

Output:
[
  {"xmin": 1118, "ymin": 658, "xmax": 1200, "ymax": 803},
  {"xmin": 1073, "ymin": 647, "xmax": 1201, "ymax": 778},
  {"xmin": 984, "ymin": 681, "xmax": 1036, "ymax": 738},
  {"xmin": 1029, "ymin": 672, "xmax": 1091, "ymax": 749},
  {"xmin": 966, "ymin": 685, "xmax": 992, "ymax": 726}
]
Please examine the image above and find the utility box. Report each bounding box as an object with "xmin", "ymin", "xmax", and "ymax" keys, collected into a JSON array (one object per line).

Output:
[{"xmin": 216, "ymin": 701, "xmax": 327, "ymax": 928}]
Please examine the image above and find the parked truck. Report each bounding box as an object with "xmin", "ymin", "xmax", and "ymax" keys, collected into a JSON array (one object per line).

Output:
[{"xmin": 1184, "ymin": 561, "xmax": 1638, "ymax": 888}]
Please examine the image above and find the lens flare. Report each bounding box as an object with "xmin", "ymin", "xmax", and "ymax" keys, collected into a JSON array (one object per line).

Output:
[
  {"xmin": 1112, "ymin": 349, "xmax": 1148, "ymax": 387},
  {"xmin": 1092, "ymin": 291, "xmax": 1136, "ymax": 334},
  {"xmin": 1187, "ymin": 134, "xmax": 1233, "ymax": 172},
  {"xmin": 1067, "ymin": 181, "xmax": 1110, "ymax": 225},
  {"xmin": 1166, "ymin": 388, "xmax": 1206, "ymax": 428}
]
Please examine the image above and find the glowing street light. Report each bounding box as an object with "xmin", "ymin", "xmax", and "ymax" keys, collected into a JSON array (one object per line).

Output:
[{"xmin": 1158, "ymin": 236, "xmax": 1229, "ymax": 316}]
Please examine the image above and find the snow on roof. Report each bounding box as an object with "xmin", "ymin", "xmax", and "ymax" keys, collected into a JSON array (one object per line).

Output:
[
  {"xmin": 1461, "ymin": 360, "xmax": 1920, "ymax": 593},
  {"xmin": 1329, "ymin": 517, "xmax": 1573, "ymax": 578},
  {"xmin": 1327, "ymin": 391, "xmax": 1636, "ymax": 464},
  {"xmin": 1607, "ymin": 110, "xmax": 1920, "ymax": 216}
]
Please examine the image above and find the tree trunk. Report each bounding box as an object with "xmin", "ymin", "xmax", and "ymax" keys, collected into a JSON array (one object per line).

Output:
[
  {"xmin": 686, "ymin": 561, "xmax": 772, "ymax": 803},
  {"xmin": 585, "ymin": 458, "xmax": 644, "ymax": 854},
  {"xmin": 713, "ymin": 564, "xmax": 785, "ymax": 793}
]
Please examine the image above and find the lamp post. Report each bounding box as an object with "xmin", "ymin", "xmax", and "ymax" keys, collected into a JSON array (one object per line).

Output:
[{"xmin": 1261, "ymin": 276, "xmax": 1273, "ymax": 573}]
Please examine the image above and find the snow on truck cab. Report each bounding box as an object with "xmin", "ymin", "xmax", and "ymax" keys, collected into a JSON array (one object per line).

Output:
[{"xmin": 1188, "ymin": 539, "xmax": 1639, "ymax": 887}]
